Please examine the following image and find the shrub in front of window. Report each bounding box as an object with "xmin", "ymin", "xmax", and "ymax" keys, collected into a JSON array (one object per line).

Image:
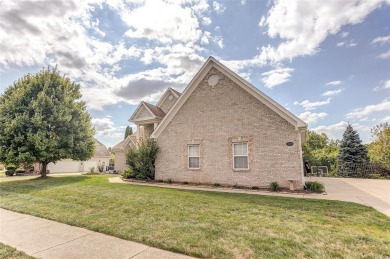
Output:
[{"xmin": 125, "ymin": 138, "xmax": 159, "ymax": 180}]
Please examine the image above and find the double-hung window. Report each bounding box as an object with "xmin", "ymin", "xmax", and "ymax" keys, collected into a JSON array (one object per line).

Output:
[
  {"xmin": 188, "ymin": 144, "xmax": 200, "ymax": 169},
  {"xmin": 233, "ymin": 142, "xmax": 248, "ymax": 169}
]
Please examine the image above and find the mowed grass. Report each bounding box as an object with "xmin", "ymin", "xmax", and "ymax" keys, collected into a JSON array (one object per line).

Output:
[
  {"xmin": 0, "ymin": 243, "xmax": 35, "ymax": 259},
  {"xmin": 0, "ymin": 175, "xmax": 389, "ymax": 258}
]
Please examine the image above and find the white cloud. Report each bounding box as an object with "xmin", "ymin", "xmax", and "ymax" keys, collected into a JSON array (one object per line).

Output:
[
  {"xmin": 381, "ymin": 116, "xmax": 390, "ymax": 122},
  {"xmin": 0, "ymin": 0, "xmax": 217, "ymax": 110},
  {"xmin": 337, "ymin": 40, "xmax": 356, "ymax": 47},
  {"xmin": 213, "ymin": 1, "xmax": 226, "ymax": 14},
  {"xmin": 337, "ymin": 42, "xmax": 345, "ymax": 47},
  {"xmin": 298, "ymin": 111, "xmax": 328, "ymax": 124},
  {"xmin": 261, "ymin": 67, "xmax": 294, "ymax": 88},
  {"xmin": 322, "ymin": 89, "xmax": 343, "ymax": 96},
  {"xmin": 257, "ymin": 0, "xmax": 387, "ymax": 63},
  {"xmin": 373, "ymin": 80, "xmax": 390, "ymax": 91},
  {"xmin": 340, "ymin": 31, "xmax": 349, "ymax": 38},
  {"xmin": 92, "ymin": 117, "xmax": 115, "ymax": 136},
  {"xmin": 294, "ymin": 98, "xmax": 331, "ymax": 111},
  {"xmin": 326, "ymin": 80, "xmax": 342, "ymax": 86},
  {"xmin": 378, "ymin": 50, "xmax": 390, "ymax": 59},
  {"xmin": 371, "ymin": 35, "xmax": 390, "ymax": 45},
  {"xmin": 312, "ymin": 121, "xmax": 370, "ymax": 141},
  {"xmin": 240, "ymin": 0, "xmax": 247, "ymax": 5},
  {"xmin": 346, "ymin": 100, "xmax": 390, "ymax": 119},
  {"xmin": 123, "ymin": 0, "xmax": 202, "ymax": 44},
  {"xmin": 202, "ymin": 17, "xmax": 212, "ymax": 26}
]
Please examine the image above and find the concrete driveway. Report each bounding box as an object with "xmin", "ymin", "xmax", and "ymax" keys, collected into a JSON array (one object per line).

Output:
[{"xmin": 306, "ymin": 177, "xmax": 390, "ymax": 217}]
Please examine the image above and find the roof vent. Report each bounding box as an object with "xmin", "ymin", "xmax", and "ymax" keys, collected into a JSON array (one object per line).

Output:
[{"xmin": 207, "ymin": 74, "xmax": 220, "ymax": 87}]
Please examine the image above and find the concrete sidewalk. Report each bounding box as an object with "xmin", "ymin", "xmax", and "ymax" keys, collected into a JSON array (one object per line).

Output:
[
  {"xmin": 109, "ymin": 177, "xmax": 390, "ymax": 217},
  {"xmin": 0, "ymin": 208, "xmax": 194, "ymax": 259}
]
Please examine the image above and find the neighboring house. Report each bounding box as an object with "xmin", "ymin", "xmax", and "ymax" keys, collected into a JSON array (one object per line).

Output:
[
  {"xmin": 112, "ymin": 132, "xmax": 137, "ymax": 172},
  {"xmin": 124, "ymin": 57, "xmax": 307, "ymax": 189},
  {"xmin": 36, "ymin": 139, "xmax": 111, "ymax": 173}
]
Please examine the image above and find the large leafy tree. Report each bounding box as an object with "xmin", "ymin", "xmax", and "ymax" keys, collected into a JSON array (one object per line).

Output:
[
  {"xmin": 338, "ymin": 124, "xmax": 369, "ymax": 164},
  {"xmin": 0, "ymin": 67, "xmax": 95, "ymax": 177},
  {"xmin": 303, "ymin": 130, "xmax": 339, "ymax": 173},
  {"xmin": 368, "ymin": 123, "xmax": 390, "ymax": 163}
]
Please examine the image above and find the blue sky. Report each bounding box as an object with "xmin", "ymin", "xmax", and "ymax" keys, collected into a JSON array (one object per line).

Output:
[{"xmin": 0, "ymin": 0, "xmax": 389, "ymax": 148}]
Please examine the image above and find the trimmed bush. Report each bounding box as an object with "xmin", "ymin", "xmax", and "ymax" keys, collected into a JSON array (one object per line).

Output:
[
  {"xmin": 213, "ymin": 183, "xmax": 221, "ymax": 187},
  {"xmin": 270, "ymin": 182, "xmax": 280, "ymax": 191},
  {"xmin": 5, "ymin": 170, "xmax": 14, "ymax": 176},
  {"xmin": 122, "ymin": 168, "xmax": 134, "ymax": 179},
  {"xmin": 305, "ymin": 181, "xmax": 325, "ymax": 193},
  {"xmin": 167, "ymin": 178, "xmax": 173, "ymax": 184}
]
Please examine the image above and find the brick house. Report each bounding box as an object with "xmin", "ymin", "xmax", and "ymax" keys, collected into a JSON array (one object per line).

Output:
[{"xmin": 117, "ymin": 56, "xmax": 307, "ymax": 189}]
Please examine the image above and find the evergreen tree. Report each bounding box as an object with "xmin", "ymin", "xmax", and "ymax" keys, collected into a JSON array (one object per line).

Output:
[
  {"xmin": 124, "ymin": 126, "xmax": 133, "ymax": 139},
  {"xmin": 0, "ymin": 67, "xmax": 95, "ymax": 177},
  {"xmin": 338, "ymin": 124, "xmax": 369, "ymax": 164}
]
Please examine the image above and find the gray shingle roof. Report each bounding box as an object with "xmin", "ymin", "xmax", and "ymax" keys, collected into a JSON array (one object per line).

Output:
[{"xmin": 94, "ymin": 139, "xmax": 111, "ymax": 157}]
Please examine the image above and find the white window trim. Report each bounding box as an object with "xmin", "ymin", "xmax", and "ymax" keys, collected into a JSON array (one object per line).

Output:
[
  {"xmin": 233, "ymin": 142, "xmax": 249, "ymax": 170},
  {"xmin": 188, "ymin": 144, "xmax": 200, "ymax": 169}
]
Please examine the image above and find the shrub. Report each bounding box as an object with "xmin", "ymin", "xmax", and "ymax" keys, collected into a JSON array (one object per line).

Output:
[
  {"xmin": 157, "ymin": 179, "xmax": 163, "ymax": 183},
  {"xmin": 122, "ymin": 168, "xmax": 134, "ymax": 179},
  {"xmin": 5, "ymin": 170, "xmax": 14, "ymax": 176},
  {"xmin": 251, "ymin": 186, "xmax": 259, "ymax": 190},
  {"xmin": 183, "ymin": 181, "xmax": 189, "ymax": 185},
  {"xmin": 126, "ymin": 138, "xmax": 159, "ymax": 180},
  {"xmin": 167, "ymin": 178, "xmax": 173, "ymax": 184},
  {"xmin": 270, "ymin": 182, "xmax": 280, "ymax": 191},
  {"xmin": 97, "ymin": 163, "xmax": 104, "ymax": 173},
  {"xmin": 305, "ymin": 181, "xmax": 325, "ymax": 193},
  {"xmin": 213, "ymin": 183, "xmax": 221, "ymax": 187},
  {"xmin": 6, "ymin": 165, "xmax": 16, "ymax": 171},
  {"xmin": 15, "ymin": 168, "xmax": 26, "ymax": 175},
  {"xmin": 89, "ymin": 167, "xmax": 95, "ymax": 174}
]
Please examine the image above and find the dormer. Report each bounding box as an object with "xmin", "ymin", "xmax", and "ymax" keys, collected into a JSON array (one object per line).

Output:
[{"xmin": 156, "ymin": 87, "xmax": 181, "ymax": 114}]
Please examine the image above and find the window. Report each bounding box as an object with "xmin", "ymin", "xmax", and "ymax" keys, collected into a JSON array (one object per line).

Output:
[
  {"xmin": 188, "ymin": 144, "xmax": 200, "ymax": 169},
  {"xmin": 233, "ymin": 142, "xmax": 248, "ymax": 169}
]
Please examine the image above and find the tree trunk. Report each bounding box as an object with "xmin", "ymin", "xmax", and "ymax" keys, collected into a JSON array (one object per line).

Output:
[{"xmin": 41, "ymin": 162, "xmax": 48, "ymax": 177}]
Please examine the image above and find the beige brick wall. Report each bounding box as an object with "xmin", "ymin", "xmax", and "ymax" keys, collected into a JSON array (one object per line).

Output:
[
  {"xmin": 155, "ymin": 67, "xmax": 304, "ymax": 189},
  {"xmin": 114, "ymin": 151, "xmax": 127, "ymax": 172},
  {"xmin": 159, "ymin": 95, "xmax": 178, "ymax": 114}
]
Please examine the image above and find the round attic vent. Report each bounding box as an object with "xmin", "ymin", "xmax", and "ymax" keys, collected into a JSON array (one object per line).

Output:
[
  {"xmin": 207, "ymin": 74, "xmax": 220, "ymax": 87},
  {"xmin": 168, "ymin": 95, "xmax": 173, "ymax": 100}
]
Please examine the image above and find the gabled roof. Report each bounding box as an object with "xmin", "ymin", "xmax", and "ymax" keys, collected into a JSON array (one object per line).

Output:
[
  {"xmin": 156, "ymin": 87, "xmax": 181, "ymax": 107},
  {"xmin": 94, "ymin": 139, "xmax": 111, "ymax": 157},
  {"xmin": 130, "ymin": 101, "xmax": 165, "ymax": 122},
  {"xmin": 112, "ymin": 135, "xmax": 136, "ymax": 152},
  {"xmin": 151, "ymin": 56, "xmax": 307, "ymax": 139},
  {"xmin": 143, "ymin": 102, "xmax": 165, "ymax": 117}
]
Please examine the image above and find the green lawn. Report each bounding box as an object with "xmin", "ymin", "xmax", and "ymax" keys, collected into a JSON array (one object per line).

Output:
[
  {"xmin": 0, "ymin": 243, "xmax": 35, "ymax": 259},
  {"xmin": 0, "ymin": 175, "xmax": 389, "ymax": 258}
]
